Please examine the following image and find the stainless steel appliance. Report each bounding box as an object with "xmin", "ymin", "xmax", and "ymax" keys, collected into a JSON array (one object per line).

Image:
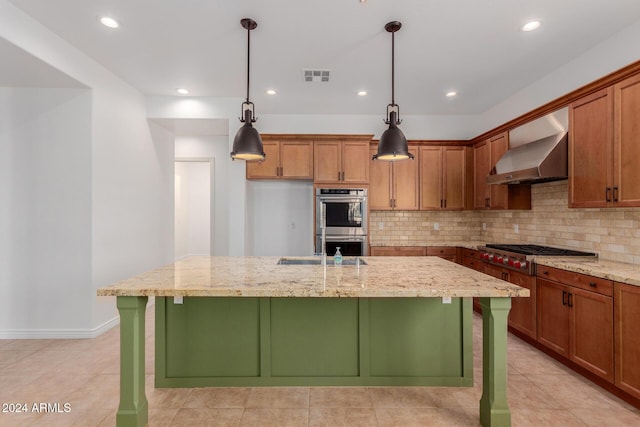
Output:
[
  {"xmin": 315, "ymin": 188, "xmax": 368, "ymax": 256},
  {"xmin": 478, "ymin": 244, "xmax": 597, "ymax": 275},
  {"xmin": 315, "ymin": 235, "xmax": 368, "ymax": 257}
]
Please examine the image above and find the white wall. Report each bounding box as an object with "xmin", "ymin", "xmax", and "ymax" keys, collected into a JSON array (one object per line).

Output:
[
  {"xmin": 175, "ymin": 135, "xmax": 230, "ymax": 256},
  {"xmin": 175, "ymin": 161, "xmax": 211, "ymax": 258},
  {"xmin": 0, "ymin": 88, "xmax": 93, "ymax": 334},
  {"xmin": 247, "ymin": 181, "xmax": 314, "ymax": 256},
  {"xmin": 1, "ymin": 1, "xmax": 175, "ymax": 337}
]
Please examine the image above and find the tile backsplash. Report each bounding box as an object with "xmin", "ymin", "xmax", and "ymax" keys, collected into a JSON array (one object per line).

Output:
[{"xmin": 370, "ymin": 181, "xmax": 640, "ymax": 265}]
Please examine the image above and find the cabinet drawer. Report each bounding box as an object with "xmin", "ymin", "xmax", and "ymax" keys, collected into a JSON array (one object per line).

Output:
[
  {"xmin": 537, "ymin": 266, "xmax": 612, "ymax": 296},
  {"xmin": 463, "ymin": 257, "xmax": 485, "ymax": 272},
  {"xmin": 427, "ymin": 246, "xmax": 457, "ymax": 256},
  {"xmin": 462, "ymin": 248, "xmax": 484, "ymax": 260}
]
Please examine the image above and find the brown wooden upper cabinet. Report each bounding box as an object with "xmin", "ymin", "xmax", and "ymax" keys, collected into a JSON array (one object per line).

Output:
[
  {"xmin": 569, "ymin": 74, "xmax": 640, "ymax": 208},
  {"xmin": 369, "ymin": 144, "xmax": 419, "ymax": 210},
  {"xmin": 420, "ymin": 146, "xmax": 469, "ymax": 210},
  {"xmin": 246, "ymin": 139, "xmax": 313, "ymax": 180},
  {"xmin": 473, "ymin": 132, "xmax": 531, "ymax": 210},
  {"xmin": 314, "ymin": 139, "xmax": 370, "ymax": 184}
]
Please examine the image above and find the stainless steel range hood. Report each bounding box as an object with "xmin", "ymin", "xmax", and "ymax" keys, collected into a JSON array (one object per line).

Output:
[{"xmin": 487, "ymin": 108, "xmax": 569, "ymax": 185}]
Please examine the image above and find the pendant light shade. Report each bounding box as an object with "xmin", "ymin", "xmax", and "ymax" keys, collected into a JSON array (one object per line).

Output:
[
  {"xmin": 373, "ymin": 21, "xmax": 414, "ymax": 162},
  {"xmin": 231, "ymin": 18, "xmax": 265, "ymax": 161}
]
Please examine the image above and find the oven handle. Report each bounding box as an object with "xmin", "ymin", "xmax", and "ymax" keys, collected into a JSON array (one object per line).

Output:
[
  {"xmin": 321, "ymin": 236, "xmax": 367, "ymax": 242},
  {"xmin": 317, "ymin": 196, "xmax": 366, "ymax": 203}
]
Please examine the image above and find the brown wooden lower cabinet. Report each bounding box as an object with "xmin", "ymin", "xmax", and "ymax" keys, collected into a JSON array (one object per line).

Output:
[
  {"xmin": 537, "ymin": 267, "xmax": 614, "ymax": 382},
  {"xmin": 426, "ymin": 246, "xmax": 458, "ymax": 263},
  {"xmin": 486, "ymin": 265, "xmax": 536, "ymax": 339},
  {"xmin": 461, "ymin": 249, "xmax": 486, "ymax": 313},
  {"xmin": 615, "ymin": 282, "xmax": 640, "ymax": 399}
]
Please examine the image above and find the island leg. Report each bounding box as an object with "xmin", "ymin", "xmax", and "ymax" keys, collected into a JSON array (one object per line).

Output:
[
  {"xmin": 116, "ymin": 296, "xmax": 148, "ymax": 427},
  {"xmin": 479, "ymin": 297, "xmax": 511, "ymax": 427}
]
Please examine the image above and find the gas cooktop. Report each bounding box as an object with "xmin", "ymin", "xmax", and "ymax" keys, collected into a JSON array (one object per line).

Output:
[
  {"xmin": 484, "ymin": 244, "xmax": 596, "ymax": 257},
  {"xmin": 478, "ymin": 244, "xmax": 598, "ymax": 275}
]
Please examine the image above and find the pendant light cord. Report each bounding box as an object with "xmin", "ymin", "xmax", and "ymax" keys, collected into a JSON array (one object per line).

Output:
[
  {"xmin": 391, "ymin": 30, "xmax": 395, "ymax": 106},
  {"xmin": 246, "ymin": 25, "xmax": 251, "ymax": 103}
]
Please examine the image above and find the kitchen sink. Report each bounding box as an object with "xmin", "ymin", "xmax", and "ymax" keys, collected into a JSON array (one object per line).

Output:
[{"xmin": 277, "ymin": 258, "xmax": 366, "ymax": 266}]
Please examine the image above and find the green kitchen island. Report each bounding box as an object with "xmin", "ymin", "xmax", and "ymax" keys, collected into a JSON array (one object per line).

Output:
[{"xmin": 97, "ymin": 256, "xmax": 529, "ymax": 427}]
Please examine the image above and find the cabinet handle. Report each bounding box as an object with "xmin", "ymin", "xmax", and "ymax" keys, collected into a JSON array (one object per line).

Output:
[
  {"xmin": 606, "ymin": 187, "xmax": 611, "ymax": 202},
  {"xmin": 392, "ymin": 199, "xmax": 396, "ymax": 208},
  {"xmin": 444, "ymin": 199, "xmax": 447, "ymax": 208},
  {"xmin": 342, "ymin": 171, "xmax": 345, "ymax": 181},
  {"xmin": 542, "ymin": 270, "xmax": 549, "ymax": 275},
  {"xmin": 589, "ymin": 282, "xmax": 597, "ymax": 288},
  {"xmin": 562, "ymin": 290, "xmax": 568, "ymax": 306},
  {"xmin": 440, "ymin": 199, "xmax": 443, "ymax": 208},
  {"xmin": 338, "ymin": 172, "xmax": 341, "ymax": 181},
  {"xmin": 568, "ymin": 292, "xmax": 573, "ymax": 308},
  {"xmin": 613, "ymin": 186, "xmax": 619, "ymax": 202}
]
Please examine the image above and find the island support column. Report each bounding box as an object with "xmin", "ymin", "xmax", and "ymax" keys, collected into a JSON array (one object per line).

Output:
[
  {"xmin": 116, "ymin": 296, "xmax": 148, "ymax": 427},
  {"xmin": 479, "ymin": 297, "xmax": 511, "ymax": 427}
]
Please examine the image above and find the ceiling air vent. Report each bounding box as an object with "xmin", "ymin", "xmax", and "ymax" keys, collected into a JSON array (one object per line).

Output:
[{"xmin": 303, "ymin": 69, "xmax": 330, "ymax": 82}]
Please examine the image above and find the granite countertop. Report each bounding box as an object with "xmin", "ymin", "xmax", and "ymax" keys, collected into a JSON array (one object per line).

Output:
[
  {"xmin": 96, "ymin": 256, "xmax": 529, "ymax": 298},
  {"xmin": 534, "ymin": 257, "xmax": 640, "ymax": 286}
]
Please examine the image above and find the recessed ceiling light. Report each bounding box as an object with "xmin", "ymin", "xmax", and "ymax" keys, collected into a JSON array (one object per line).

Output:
[
  {"xmin": 176, "ymin": 88, "xmax": 189, "ymax": 95},
  {"xmin": 357, "ymin": 91, "xmax": 368, "ymax": 96},
  {"xmin": 521, "ymin": 20, "xmax": 541, "ymax": 32},
  {"xmin": 100, "ymin": 16, "xmax": 119, "ymax": 29},
  {"xmin": 446, "ymin": 91, "xmax": 457, "ymax": 98},
  {"xmin": 266, "ymin": 89, "xmax": 277, "ymax": 95}
]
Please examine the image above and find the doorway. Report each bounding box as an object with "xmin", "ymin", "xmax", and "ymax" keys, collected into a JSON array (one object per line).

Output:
[{"xmin": 174, "ymin": 159, "xmax": 214, "ymax": 260}]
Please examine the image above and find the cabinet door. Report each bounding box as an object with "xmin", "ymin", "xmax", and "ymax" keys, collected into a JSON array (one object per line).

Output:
[
  {"xmin": 570, "ymin": 287, "xmax": 613, "ymax": 382},
  {"xmin": 489, "ymin": 133, "xmax": 509, "ymax": 209},
  {"xmin": 613, "ymin": 74, "xmax": 640, "ymax": 207},
  {"xmin": 443, "ymin": 147, "xmax": 465, "ymax": 210},
  {"xmin": 393, "ymin": 145, "xmax": 420, "ymax": 210},
  {"xmin": 369, "ymin": 146, "xmax": 392, "ymax": 209},
  {"xmin": 314, "ymin": 141, "xmax": 342, "ymax": 183},
  {"xmin": 615, "ymin": 282, "xmax": 640, "ymax": 399},
  {"xmin": 509, "ymin": 272, "xmax": 537, "ymax": 339},
  {"xmin": 420, "ymin": 147, "xmax": 443, "ymax": 210},
  {"xmin": 537, "ymin": 278, "xmax": 570, "ymax": 357},
  {"xmin": 280, "ymin": 141, "xmax": 313, "ymax": 179},
  {"xmin": 474, "ymin": 141, "xmax": 490, "ymax": 209},
  {"xmin": 569, "ymin": 88, "xmax": 614, "ymax": 208},
  {"xmin": 342, "ymin": 141, "xmax": 369, "ymax": 183},
  {"xmin": 246, "ymin": 141, "xmax": 280, "ymax": 179}
]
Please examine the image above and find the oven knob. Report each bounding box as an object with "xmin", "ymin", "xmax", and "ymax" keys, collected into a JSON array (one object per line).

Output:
[
  {"xmin": 508, "ymin": 259, "xmax": 515, "ymax": 266},
  {"xmin": 483, "ymin": 253, "xmax": 489, "ymax": 260},
  {"xmin": 513, "ymin": 261, "xmax": 521, "ymax": 269},
  {"xmin": 503, "ymin": 257, "xmax": 509, "ymax": 265},
  {"xmin": 495, "ymin": 256, "xmax": 503, "ymax": 263}
]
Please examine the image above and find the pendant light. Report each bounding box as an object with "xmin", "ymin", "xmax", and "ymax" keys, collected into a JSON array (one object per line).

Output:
[
  {"xmin": 230, "ymin": 18, "xmax": 265, "ymax": 161},
  {"xmin": 373, "ymin": 21, "xmax": 414, "ymax": 161}
]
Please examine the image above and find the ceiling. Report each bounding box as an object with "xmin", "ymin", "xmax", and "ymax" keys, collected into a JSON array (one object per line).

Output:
[{"xmin": 6, "ymin": 0, "xmax": 640, "ymax": 116}]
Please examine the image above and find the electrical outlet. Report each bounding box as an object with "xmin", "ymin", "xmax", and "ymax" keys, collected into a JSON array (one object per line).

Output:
[
  {"xmin": 442, "ymin": 296, "xmax": 452, "ymax": 304},
  {"xmin": 482, "ymin": 223, "xmax": 487, "ymax": 231},
  {"xmin": 379, "ymin": 222, "xmax": 384, "ymax": 230},
  {"xmin": 433, "ymin": 222, "xmax": 440, "ymax": 231},
  {"xmin": 513, "ymin": 224, "xmax": 519, "ymax": 234},
  {"xmin": 174, "ymin": 296, "xmax": 183, "ymax": 304}
]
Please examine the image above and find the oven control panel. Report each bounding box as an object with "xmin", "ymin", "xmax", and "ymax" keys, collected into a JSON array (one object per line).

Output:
[{"xmin": 478, "ymin": 248, "xmax": 534, "ymax": 275}]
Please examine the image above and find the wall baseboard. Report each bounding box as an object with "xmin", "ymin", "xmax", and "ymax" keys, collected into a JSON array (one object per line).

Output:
[{"xmin": 0, "ymin": 316, "xmax": 120, "ymax": 339}]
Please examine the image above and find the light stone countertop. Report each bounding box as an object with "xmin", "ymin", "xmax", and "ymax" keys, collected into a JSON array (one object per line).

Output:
[
  {"xmin": 535, "ymin": 257, "xmax": 640, "ymax": 286},
  {"xmin": 96, "ymin": 256, "xmax": 529, "ymax": 298}
]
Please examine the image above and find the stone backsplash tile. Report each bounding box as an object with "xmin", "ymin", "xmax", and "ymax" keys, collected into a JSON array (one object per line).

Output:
[{"xmin": 369, "ymin": 181, "xmax": 640, "ymax": 264}]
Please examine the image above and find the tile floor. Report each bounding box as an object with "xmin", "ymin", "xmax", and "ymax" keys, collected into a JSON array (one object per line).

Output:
[{"xmin": 1, "ymin": 308, "xmax": 639, "ymax": 426}]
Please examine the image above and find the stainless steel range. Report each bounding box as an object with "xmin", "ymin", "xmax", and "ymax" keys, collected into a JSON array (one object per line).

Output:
[{"xmin": 478, "ymin": 244, "xmax": 597, "ymax": 275}]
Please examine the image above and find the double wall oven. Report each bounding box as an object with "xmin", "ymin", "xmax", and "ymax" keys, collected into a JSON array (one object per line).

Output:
[{"xmin": 315, "ymin": 188, "xmax": 368, "ymax": 256}]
